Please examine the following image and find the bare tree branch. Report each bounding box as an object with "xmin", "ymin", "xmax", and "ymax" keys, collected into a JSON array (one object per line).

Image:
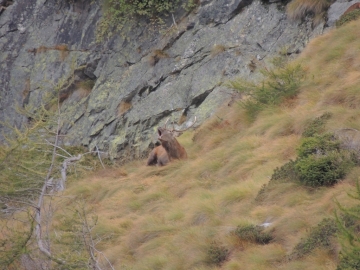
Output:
[
  {"xmin": 75, "ymin": 204, "xmax": 115, "ymax": 270},
  {"xmin": 0, "ymin": 198, "xmax": 38, "ymax": 209},
  {"xmin": 96, "ymin": 145, "xmax": 106, "ymax": 169},
  {"xmin": 91, "ymin": 246, "xmax": 115, "ymax": 270},
  {"xmin": 44, "ymin": 139, "xmax": 73, "ymax": 157},
  {"xmin": 59, "ymin": 154, "xmax": 82, "ymax": 191},
  {"xmin": 34, "ymin": 98, "xmax": 66, "ymax": 265}
]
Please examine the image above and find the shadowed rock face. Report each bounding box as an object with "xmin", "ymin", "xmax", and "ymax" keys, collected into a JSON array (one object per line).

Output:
[{"xmin": 0, "ymin": 0, "xmax": 327, "ymax": 160}]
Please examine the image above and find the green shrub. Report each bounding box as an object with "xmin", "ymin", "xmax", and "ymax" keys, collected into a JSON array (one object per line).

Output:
[
  {"xmin": 302, "ymin": 112, "xmax": 332, "ymax": 137},
  {"xmin": 337, "ymin": 253, "xmax": 360, "ymax": 270},
  {"xmin": 207, "ymin": 241, "xmax": 229, "ymax": 266},
  {"xmin": 267, "ymin": 133, "xmax": 355, "ymax": 187},
  {"xmin": 286, "ymin": 0, "xmax": 332, "ymax": 21},
  {"xmin": 255, "ymin": 183, "xmax": 268, "ymax": 202},
  {"xmin": 228, "ymin": 62, "xmax": 305, "ymax": 120},
  {"xmin": 240, "ymin": 98, "xmax": 264, "ymax": 121},
  {"xmin": 109, "ymin": 0, "xmax": 181, "ymax": 17},
  {"xmin": 97, "ymin": 0, "xmax": 198, "ymax": 40},
  {"xmin": 297, "ymin": 133, "xmax": 340, "ymax": 158},
  {"xmin": 76, "ymin": 79, "xmax": 95, "ymax": 91},
  {"xmin": 260, "ymin": 64, "xmax": 305, "ymax": 102},
  {"xmin": 295, "ymin": 151, "xmax": 354, "ymax": 187},
  {"xmin": 336, "ymin": 9, "xmax": 360, "ymax": 27},
  {"xmin": 290, "ymin": 218, "xmax": 337, "ymax": 259},
  {"xmin": 338, "ymin": 204, "xmax": 360, "ymax": 229},
  {"xmin": 295, "ymin": 134, "xmax": 355, "ymax": 187},
  {"xmin": 270, "ymin": 159, "xmax": 298, "ymax": 182},
  {"xmin": 336, "ymin": 182, "xmax": 360, "ymax": 269},
  {"xmin": 234, "ymin": 225, "xmax": 273, "ymax": 244}
]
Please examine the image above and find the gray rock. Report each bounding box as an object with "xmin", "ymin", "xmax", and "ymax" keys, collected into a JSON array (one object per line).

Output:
[
  {"xmin": 198, "ymin": 0, "xmax": 253, "ymax": 25},
  {"xmin": 328, "ymin": 0, "xmax": 360, "ymax": 27},
  {"xmin": 0, "ymin": 0, "xmax": 334, "ymax": 160}
]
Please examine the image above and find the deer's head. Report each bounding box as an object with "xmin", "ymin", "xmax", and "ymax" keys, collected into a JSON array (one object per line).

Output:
[
  {"xmin": 146, "ymin": 117, "xmax": 197, "ymax": 166},
  {"xmin": 158, "ymin": 116, "xmax": 196, "ymax": 143}
]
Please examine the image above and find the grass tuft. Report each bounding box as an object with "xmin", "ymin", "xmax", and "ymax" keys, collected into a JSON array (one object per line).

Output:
[
  {"xmin": 234, "ymin": 224, "xmax": 273, "ymax": 245},
  {"xmin": 211, "ymin": 44, "xmax": 227, "ymax": 57},
  {"xmin": 206, "ymin": 241, "xmax": 229, "ymax": 265},
  {"xmin": 286, "ymin": 0, "xmax": 331, "ymax": 21},
  {"xmin": 336, "ymin": 9, "xmax": 360, "ymax": 27},
  {"xmin": 289, "ymin": 218, "xmax": 337, "ymax": 260}
]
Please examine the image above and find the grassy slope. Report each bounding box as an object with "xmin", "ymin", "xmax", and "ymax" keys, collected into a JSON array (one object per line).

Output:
[{"xmin": 64, "ymin": 19, "xmax": 360, "ymax": 269}]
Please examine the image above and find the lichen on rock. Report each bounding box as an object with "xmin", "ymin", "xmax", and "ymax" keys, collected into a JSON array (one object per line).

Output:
[{"xmin": 0, "ymin": 0, "xmax": 330, "ymax": 160}]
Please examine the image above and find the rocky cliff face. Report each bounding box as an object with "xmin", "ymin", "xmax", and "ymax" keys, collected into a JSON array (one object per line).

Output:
[{"xmin": 0, "ymin": 0, "xmax": 339, "ymax": 159}]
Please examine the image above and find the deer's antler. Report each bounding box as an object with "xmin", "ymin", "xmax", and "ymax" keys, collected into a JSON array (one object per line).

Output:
[
  {"xmin": 162, "ymin": 116, "xmax": 197, "ymax": 132},
  {"xmin": 173, "ymin": 116, "xmax": 197, "ymax": 132},
  {"xmin": 164, "ymin": 118, "xmax": 170, "ymax": 129}
]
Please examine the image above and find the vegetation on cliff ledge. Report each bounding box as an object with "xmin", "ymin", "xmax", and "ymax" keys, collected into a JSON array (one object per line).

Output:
[{"xmin": 97, "ymin": 0, "xmax": 198, "ymax": 40}]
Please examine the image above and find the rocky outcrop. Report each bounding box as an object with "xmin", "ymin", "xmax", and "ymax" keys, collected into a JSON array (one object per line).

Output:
[
  {"xmin": 328, "ymin": 0, "xmax": 360, "ymax": 27},
  {"xmin": 0, "ymin": 0, "xmax": 328, "ymax": 159}
]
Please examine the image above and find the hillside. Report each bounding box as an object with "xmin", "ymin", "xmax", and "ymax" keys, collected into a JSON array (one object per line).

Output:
[
  {"xmin": 2, "ymin": 2, "xmax": 360, "ymax": 269},
  {"xmin": 56, "ymin": 18, "xmax": 360, "ymax": 269}
]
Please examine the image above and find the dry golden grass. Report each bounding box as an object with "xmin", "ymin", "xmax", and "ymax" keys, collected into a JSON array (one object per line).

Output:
[
  {"xmin": 36, "ymin": 45, "xmax": 48, "ymax": 53},
  {"xmin": 53, "ymin": 20, "xmax": 360, "ymax": 269},
  {"xmin": 286, "ymin": 0, "xmax": 330, "ymax": 21},
  {"xmin": 148, "ymin": 49, "xmax": 169, "ymax": 66},
  {"xmin": 70, "ymin": 87, "xmax": 92, "ymax": 101},
  {"xmin": 118, "ymin": 100, "xmax": 132, "ymax": 116},
  {"xmin": 54, "ymin": 44, "xmax": 69, "ymax": 61},
  {"xmin": 34, "ymin": 44, "xmax": 70, "ymax": 61},
  {"xmin": 210, "ymin": 44, "xmax": 227, "ymax": 57},
  {"xmin": 22, "ymin": 77, "xmax": 30, "ymax": 101}
]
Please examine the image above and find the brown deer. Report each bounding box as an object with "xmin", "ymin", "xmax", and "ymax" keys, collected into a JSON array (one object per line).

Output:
[{"xmin": 146, "ymin": 117, "xmax": 196, "ymax": 166}]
